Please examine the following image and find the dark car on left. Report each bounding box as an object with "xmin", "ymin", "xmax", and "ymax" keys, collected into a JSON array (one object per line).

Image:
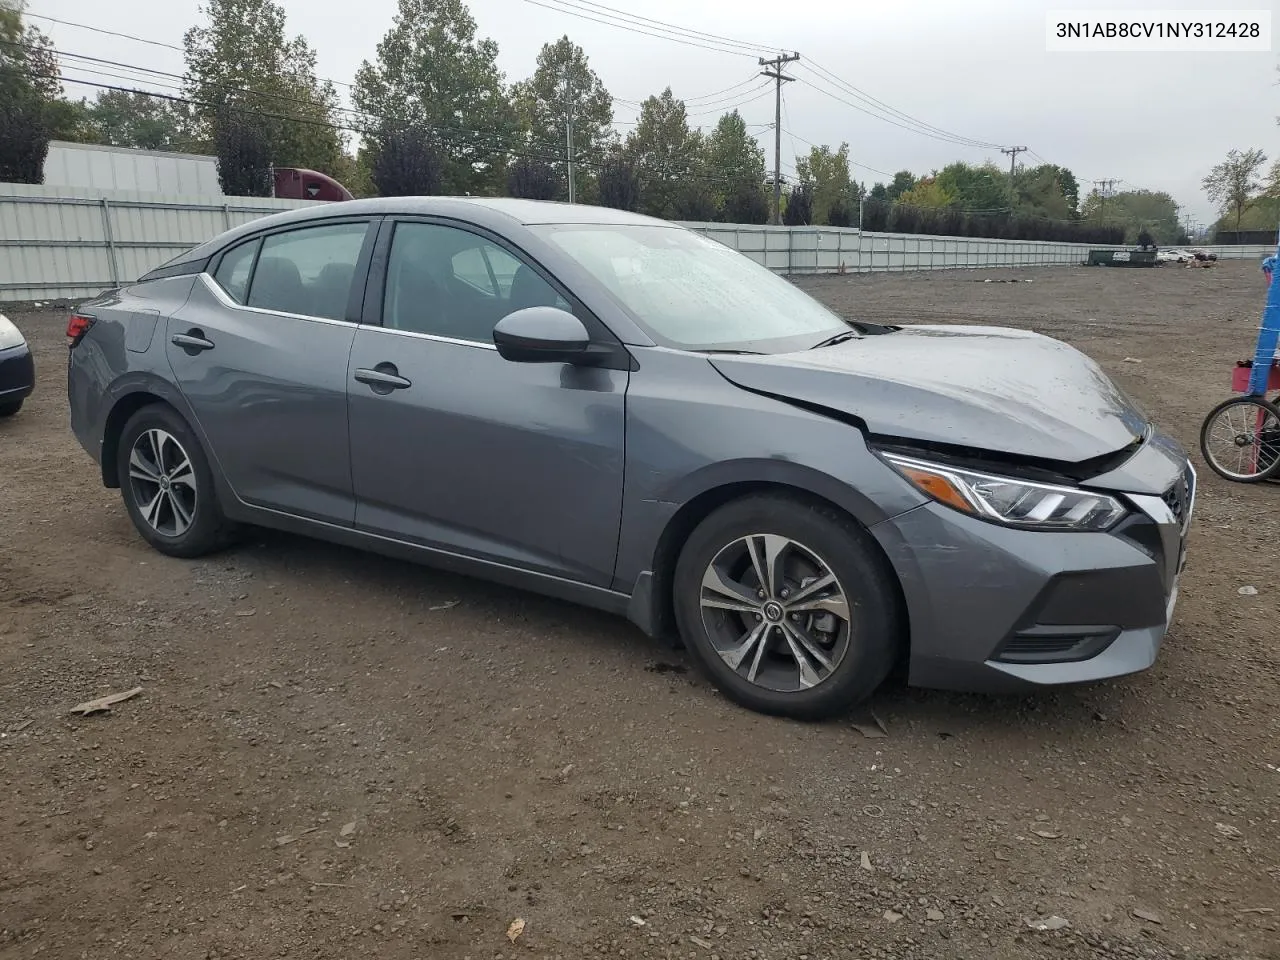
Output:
[{"xmin": 0, "ymin": 312, "xmax": 35, "ymax": 417}]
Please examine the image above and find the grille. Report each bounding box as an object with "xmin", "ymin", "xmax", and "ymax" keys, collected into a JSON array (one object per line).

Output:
[
  {"xmin": 1000, "ymin": 635, "xmax": 1084, "ymax": 656},
  {"xmin": 993, "ymin": 626, "xmax": 1120, "ymax": 665}
]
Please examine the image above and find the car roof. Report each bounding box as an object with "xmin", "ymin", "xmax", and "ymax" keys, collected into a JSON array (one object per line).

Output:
[
  {"xmin": 279, "ymin": 195, "xmax": 672, "ymax": 226},
  {"xmin": 149, "ymin": 197, "xmax": 674, "ymax": 278}
]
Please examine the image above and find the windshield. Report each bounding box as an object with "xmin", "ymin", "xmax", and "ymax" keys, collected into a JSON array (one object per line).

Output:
[{"xmin": 531, "ymin": 224, "xmax": 850, "ymax": 352}]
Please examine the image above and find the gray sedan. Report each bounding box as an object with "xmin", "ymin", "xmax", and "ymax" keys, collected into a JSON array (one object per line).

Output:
[{"xmin": 67, "ymin": 198, "xmax": 1194, "ymax": 718}]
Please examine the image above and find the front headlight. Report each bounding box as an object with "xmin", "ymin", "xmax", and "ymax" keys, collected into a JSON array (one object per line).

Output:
[
  {"xmin": 881, "ymin": 452, "xmax": 1126, "ymax": 532},
  {"xmin": 0, "ymin": 314, "xmax": 26, "ymax": 351}
]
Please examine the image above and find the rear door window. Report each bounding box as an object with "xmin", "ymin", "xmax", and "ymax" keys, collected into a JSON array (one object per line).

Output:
[{"xmin": 245, "ymin": 222, "xmax": 370, "ymax": 321}]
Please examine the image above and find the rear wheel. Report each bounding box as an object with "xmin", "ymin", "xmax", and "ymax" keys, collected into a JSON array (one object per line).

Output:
[
  {"xmin": 0, "ymin": 399, "xmax": 22, "ymax": 418},
  {"xmin": 1199, "ymin": 396, "xmax": 1280, "ymax": 482},
  {"xmin": 673, "ymin": 494, "xmax": 902, "ymax": 719},
  {"xmin": 117, "ymin": 404, "xmax": 236, "ymax": 557}
]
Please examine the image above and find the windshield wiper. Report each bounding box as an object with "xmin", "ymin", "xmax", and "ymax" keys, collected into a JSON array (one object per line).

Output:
[
  {"xmin": 810, "ymin": 330, "xmax": 860, "ymax": 349},
  {"xmin": 697, "ymin": 348, "xmax": 764, "ymax": 355}
]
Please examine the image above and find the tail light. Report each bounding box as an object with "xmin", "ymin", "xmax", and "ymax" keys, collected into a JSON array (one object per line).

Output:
[{"xmin": 66, "ymin": 313, "xmax": 95, "ymax": 348}]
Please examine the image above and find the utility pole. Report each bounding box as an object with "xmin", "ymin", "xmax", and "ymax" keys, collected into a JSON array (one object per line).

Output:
[
  {"xmin": 759, "ymin": 52, "xmax": 799, "ymax": 225},
  {"xmin": 564, "ymin": 68, "xmax": 576, "ymax": 204},
  {"xmin": 1092, "ymin": 178, "xmax": 1116, "ymax": 223},
  {"xmin": 1000, "ymin": 146, "xmax": 1027, "ymax": 214}
]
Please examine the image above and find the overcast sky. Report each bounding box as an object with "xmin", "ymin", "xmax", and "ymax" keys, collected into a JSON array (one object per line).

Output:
[{"xmin": 33, "ymin": 0, "xmax": 1278, "ymax": 226}]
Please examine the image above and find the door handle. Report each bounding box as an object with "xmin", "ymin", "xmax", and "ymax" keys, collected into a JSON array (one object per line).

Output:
[
  {"xmin": 354, "ymin": 365, "xmax": 412, "ymax": 392},
  {"xmin": 171, "ymin": 331, "xmax": 215, "ymax": 352}
]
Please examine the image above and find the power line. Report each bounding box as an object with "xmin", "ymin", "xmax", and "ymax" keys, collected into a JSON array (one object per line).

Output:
[
  {"xmin": 28, "ymin": 10, "xmax": 1012, "ymax": 172},
  {"xmin": 684, "ymin": 83, "xmax": 773, "ymax": 117},
  {"xmin": 545, "ymin": 0, "xmax": 775, "ymax": 55},
  {"xmin": 801, "ymin": 59, "xmax": 1003, "ymax": 151},
  {"xmin": 50, "ymin": 73, "xmax": 537, "ymax": 160},
  {"xmin": 797, "ymin": 69, "xmax": 1006, "ymax": 152},
  {"xmin": 48, "ymin": 74, "xmax": 760, "ymax": 188},
  {"xmin": 5, "ymin": 40, "xmax": 363, "ymax": 125},
  {"xmin": 23, "ymin": 12, "xmax": 183, "ymax": 52},
  {"xmin": 517, "ymin": 0, "xmax": 766, "ymax": 58},
  {"xmin": 779, "ymin": 125, "xmax": 898, "ymax": 180},
  {"xmin": 24, "ymin": 8, "xmax": 363, "ymax": 89},
  {"xmin": 26, "ymin": 10, "xmax": 1097, "ymax": 203},
  {"xmin": 26, "ymin": 38, "xmax": 773, "ymax": 169},
  {"xmin": 680, "ymin": 75, "xmax": 764, "ymax": 104},
  {"xmin": 612, "ymin": 77, "xmax": 771, "ymax": 118},
  {"xmin": 780, "ymin": 86, "xmax": 801, "ymax": 179}
]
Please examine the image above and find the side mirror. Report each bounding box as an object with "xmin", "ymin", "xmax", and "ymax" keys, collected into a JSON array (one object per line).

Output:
[{"xmin": 493, "ymin": 306, "xmax": 591, "ymax": 364}]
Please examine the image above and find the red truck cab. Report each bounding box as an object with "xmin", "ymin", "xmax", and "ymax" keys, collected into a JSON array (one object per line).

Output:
[{"xmin": 273, "ymin": 167, "xmax": 354, "ymax": 202}]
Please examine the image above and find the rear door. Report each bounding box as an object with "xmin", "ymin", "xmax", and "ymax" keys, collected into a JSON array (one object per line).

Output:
[
  {"xmin": 166, "ymin": 217, "xmax": 378, "ymax": 524},
  {"xmin": 345, "ymin": 218, "xmax": 629, "ymax": 586}
]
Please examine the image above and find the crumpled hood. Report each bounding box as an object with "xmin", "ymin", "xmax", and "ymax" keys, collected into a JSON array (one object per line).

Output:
[{"xmin": 710, "ymin": 325, "xmax": 1149, "ymax": 463}]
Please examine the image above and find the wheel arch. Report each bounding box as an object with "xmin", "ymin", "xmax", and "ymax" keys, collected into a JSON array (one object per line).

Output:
[
  {"xmin": 629, "ymin": 474, "xmax": 908, "ymax": 657},
  {"xmin": 98, "ymin": 376, "xmax": 208, "ymax": 490}
]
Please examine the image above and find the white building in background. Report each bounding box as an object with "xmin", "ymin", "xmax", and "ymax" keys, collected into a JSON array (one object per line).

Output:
[{"xmin": 41, "ymin": 140, "xmax": 222, "ymax": 196}]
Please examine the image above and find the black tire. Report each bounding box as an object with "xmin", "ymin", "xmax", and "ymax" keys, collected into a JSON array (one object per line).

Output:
[
  {"xmin": 673, "ymin": 494, "xmax": 903, "ymax": 720},
  {"xmin": 1198, "ymin": 396, "xmax": 1280, "ymax": 483},
  {"xmin": 0, "ymin": 398, "xmax": 22, "ymax": 418},
  {"xmin": 116, "ymin": 403, "xmax": 237, "ymax": 557}
]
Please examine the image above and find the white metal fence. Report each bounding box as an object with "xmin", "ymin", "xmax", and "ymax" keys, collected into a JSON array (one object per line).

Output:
[
  {"xmin": 682, "ymin": 223, "xmax": 1133, "ymax": 273},
  {"xmin": 0, "ymin": 183, "xmax": 1272, "ymax": 302},
  {"xmin": 1, "ymin": 184, "xmax": 315, "ymax": 301}
]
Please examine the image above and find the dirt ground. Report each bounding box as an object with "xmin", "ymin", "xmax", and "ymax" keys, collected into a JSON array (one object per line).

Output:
[{"xmin": 2, "ymin": 260, "xmax": 1277, "ymax": 960}]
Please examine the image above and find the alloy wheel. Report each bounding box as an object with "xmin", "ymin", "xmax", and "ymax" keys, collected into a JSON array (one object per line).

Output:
[
  {"xmin": 698, "ymin": 534, "xmax": 852, "ymax": 693},
  {"xmin": 127, "ymin": 428, "xmax": 198, "ymax": 537}
]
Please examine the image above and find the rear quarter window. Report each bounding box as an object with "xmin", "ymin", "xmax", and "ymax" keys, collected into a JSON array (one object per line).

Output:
[{"xmin": 212, "ymin": 239, "xmax": 260, "ymax": 303}]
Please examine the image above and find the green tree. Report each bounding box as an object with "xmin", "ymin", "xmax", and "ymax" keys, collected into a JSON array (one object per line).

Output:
[
  {"xmin": 933, "ymin": 161, "xmax": 1007, "ymax": 212},
  {"xmin": 867, "ymin": 182, "xmax": 888, "ymax": 202},
  {"xmin": 885, "ymin": 170, "xmax": 916, "ymax": 201},
  {"xmin": 1014, "ymin": 163, "xmax": 1079, "ymax": 220},
  {"xmin": 897, "ymin": 177, "xmax": 954, "ymax": 209},
  {"xmin": 369, "ymin": 119, "xmax": 443, "ymax": 196},
  {"xmin": 596, "ymin": 148, "xmax": 640, "ymax": 211},
  {"xmin": 354, "ymin": 0, "xmax": 515, "ymax": 195},
  {"xmin": 0, "ymin": 0, "xmax": 60, "ymax": 180},
  {"xmin": 184, "ymin": 0, "xmax": 344, "ymax": 174},
  {"xmin": 723, "ymin": 178, "xmax": 768, "ymax": 223},
  {"xmin": 512, "ymin": 35, "xmax": 614, "ymax": 197},
  {"xmin": 507, "ymin": 156, "xmax": 561, "ymax": 200},
  {"xmin": 794, "ymin": 142, "xmax": 859, "ymax": 225},
  {"xmin": 1202, "ymin": 147, "xmax": 1267, "ymax": 234},
  {"xmin": 1033, "ymin": 163, "xmax": 1079, "ymax": 212},
  {"xmin": 83, "ymin": 89, "xmax": 193, "ymax": 150},
  {"xmin": 624, "ymin": 87, "xmax": 702, "ymax": 219},
  {"xmin": 782, "ymin": 181, "xmax": 813, "ymax": 225},
  {"xmin": 1080, "ymin": 188, "xmax": 1181, "ymax": 244},
  {"xmin": 214, "ymin": 105, "xmax": 272, "ymax": 195},
  {"xmin": 703, "ymin": 109, "xmax": 765, "ymax": 220}
]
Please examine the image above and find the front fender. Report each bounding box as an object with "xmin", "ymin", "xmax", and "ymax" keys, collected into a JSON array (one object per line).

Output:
[{"xmin": 655, "ymin": 456, "xmax": 898, "ymax": 531}]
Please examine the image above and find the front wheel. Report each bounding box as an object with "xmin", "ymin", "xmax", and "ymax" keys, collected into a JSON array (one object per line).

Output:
[
  {"xmin": 673, "ymin": 494, "xmax": 903, "ymax": 720},
  {"xmin": 0, "ymin": 399, "xmax": 23, "ymax": 418},
  {"xmin": 1199, "ymin": 396, "xmax": 1280, "ymax": 483}
]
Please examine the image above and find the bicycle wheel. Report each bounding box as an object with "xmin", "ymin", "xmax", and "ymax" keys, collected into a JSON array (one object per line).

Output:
[{"xmin": 1199, "ymin": 396, "xmax": 1280, "ymax": 482}]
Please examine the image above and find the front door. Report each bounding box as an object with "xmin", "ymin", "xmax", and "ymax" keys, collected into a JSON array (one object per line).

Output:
[
  {"xmin": 166, "ymin": 219, "xmax": 375, "ymax": 523},
  {"xmin": 346, "ymin": 219, "xmax": 628, "ymax": 586}
]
